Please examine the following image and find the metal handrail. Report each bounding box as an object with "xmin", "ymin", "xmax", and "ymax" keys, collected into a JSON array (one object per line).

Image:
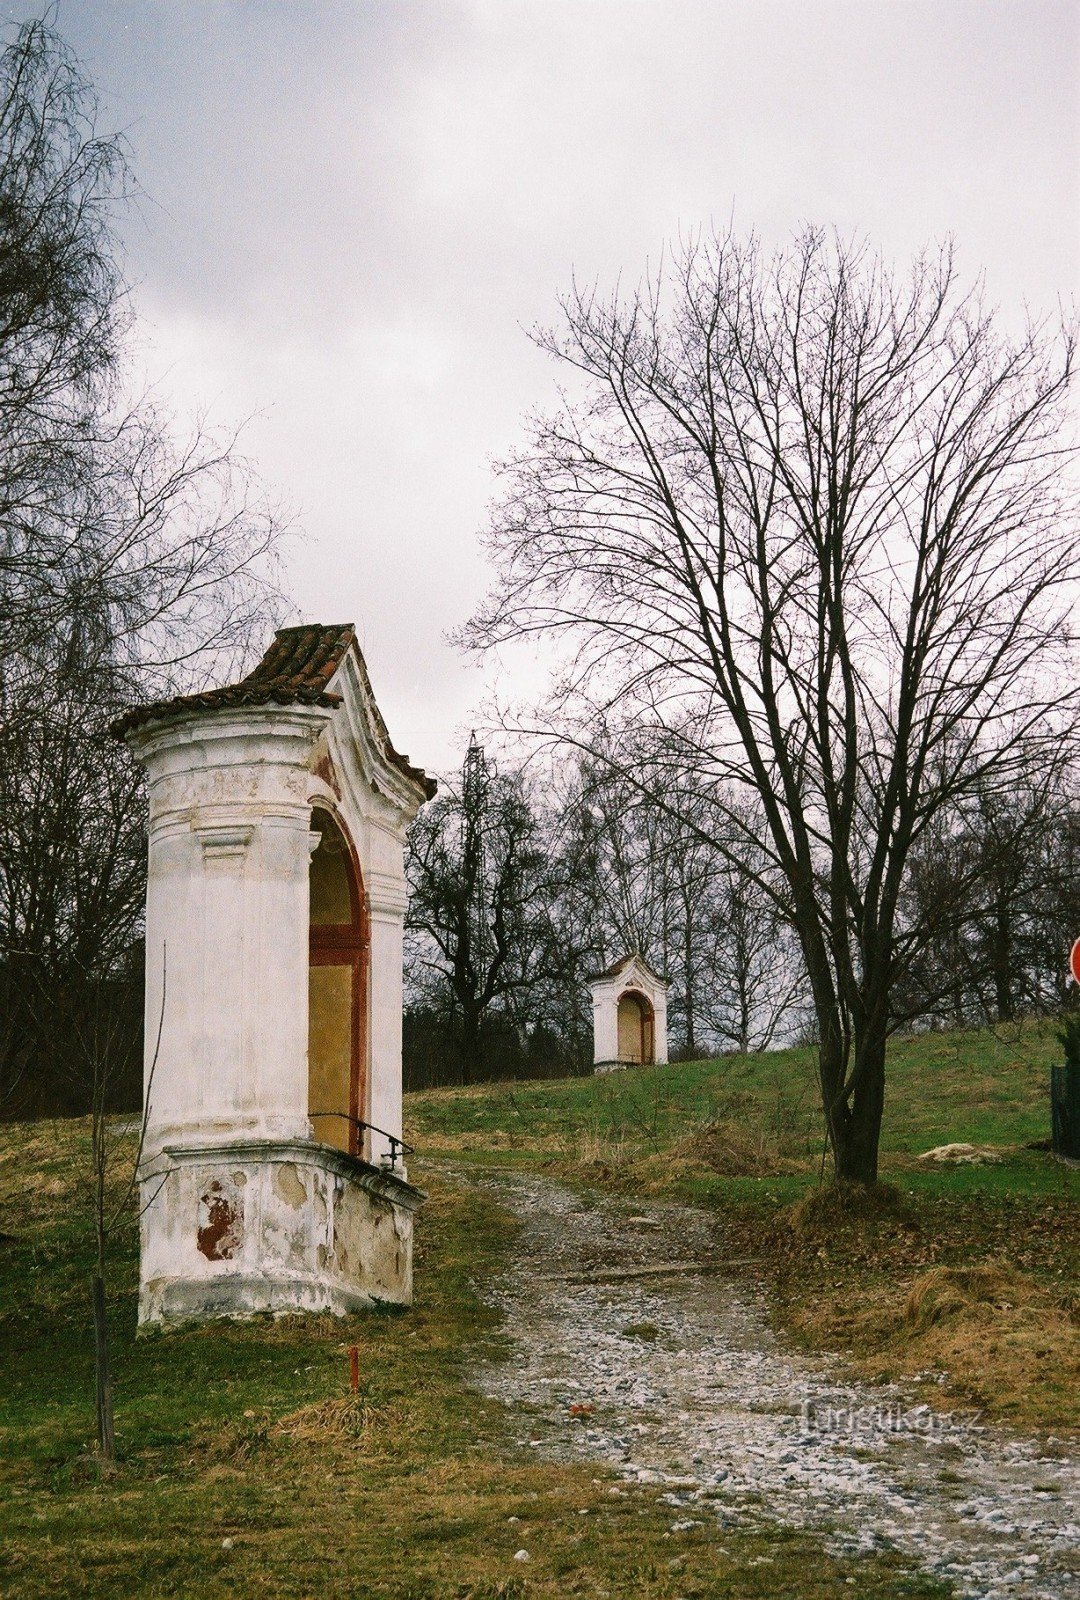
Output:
[{"xmin": 308, "ymin": 1109, "xmax": 414, "ymax": 1170}]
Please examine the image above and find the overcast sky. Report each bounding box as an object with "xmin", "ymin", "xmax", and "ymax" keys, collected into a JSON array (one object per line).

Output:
[{"xmin": 7, "ymin": 1, "xmax": 1078, "ymax": 773}]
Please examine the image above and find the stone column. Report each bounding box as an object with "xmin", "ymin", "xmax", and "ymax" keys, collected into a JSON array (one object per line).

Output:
[
  {"xmin": 365, "ymin": 854, "xmax": 409, "ymax": 1175},
  {"xmin": 128, "ymin": 707, "xmax": 332, "ymax": 1158},
  {"xmin": 654, "ymin": 990, "xmax": 670, "ymax": 1065},
  {"xmin": 591, "ymin": 982, "xmax": 619, "ymax": 1064}
]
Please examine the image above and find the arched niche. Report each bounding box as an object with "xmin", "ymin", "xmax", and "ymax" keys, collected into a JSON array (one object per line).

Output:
[
  {"xmin": 617, "ymin": 988, "xmax": 655, "ymax": 1065},
  {"xmin": 308, "ymin": 806, "xmax": 367, "ymax": 1154}
]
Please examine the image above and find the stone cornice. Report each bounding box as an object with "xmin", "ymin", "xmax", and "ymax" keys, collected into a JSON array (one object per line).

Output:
[
  {"xmin": 145, "ymin": 1137, "xmax": 426, "ymax": 1213},
  {"xmin": 126, "ymin": 705, "xmax": 334, "ymax": 774}
]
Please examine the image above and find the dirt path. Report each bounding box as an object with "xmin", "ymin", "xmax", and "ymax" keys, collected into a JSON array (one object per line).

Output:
[{"xmin": 462, "ymin": 1166, "xmax": 1079, "ymax": 1600}]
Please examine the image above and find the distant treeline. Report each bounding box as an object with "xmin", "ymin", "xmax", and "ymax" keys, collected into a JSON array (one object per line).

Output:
[{"xmin": 402, "ymin": 739, "xmax": 1078, "ymax": 1090}]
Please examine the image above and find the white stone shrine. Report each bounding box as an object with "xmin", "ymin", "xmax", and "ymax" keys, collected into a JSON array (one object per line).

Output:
[
  {"xmin": 117, "ymin": 625, "xmax": 434, "ymax": 1326},
  {"xmin": 589, "ymin": 953, "xmax": 669, "ymax": 1072}
]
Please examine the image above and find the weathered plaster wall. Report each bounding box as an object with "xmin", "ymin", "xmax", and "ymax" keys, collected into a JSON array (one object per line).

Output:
[
  {"xmin": 589, "ymin": 957, "xmax": 670, "ymax": 1068},
  {"xmin": 592, "ymin": 988, "xmax": 620, "ymax": 1063},
  {"xmin": 134, "ymin": 708, "xmax": 330, "ymax": 1160},
  {"xmin": 139, "ymin": 1141, "xmax": 420, "ymax": 1326},
  {"xmin": 127, "ymin": 640, "xmax": 430, "ymax": 1327}
]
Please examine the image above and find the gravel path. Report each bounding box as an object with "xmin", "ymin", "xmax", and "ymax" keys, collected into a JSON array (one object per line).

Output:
[{"xmin": 464, "ymin": 1167, "xmax": 1079, "ymax": 1600}]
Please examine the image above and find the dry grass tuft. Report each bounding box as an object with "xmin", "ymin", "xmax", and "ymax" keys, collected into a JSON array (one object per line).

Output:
[
  {"xmin": 787, "ymin": 1259, "xmax": 1080, "ymax": 1433},
  {"xmin": 193, "ymin": 1416, "xmax": 271, "ymax": 1468},
  {"xmin": 572, "ymin": 1132, "xmax": 633, "ymax": 1170},
  {"xmin": 904, "ymin": 1264, "xmax": 1031, "ymax": 1329},
  {"xmin": 676, "ymin": 1117, "xmax": 803, "ymax": 1178},
  {"xmin": 418, "ymin": 1127, "xmax": 559, "ymax": 1154},
  {"xmin": 788, "ymin": 1179, "xmax": 916, "ymax": 1235},
  {"xmin": 274, "ymin": 1395, "xmax": 416, "ymax": 1455},
  {"xmin": 899, "ymin": 1267, "xmax": 1080, "ymax": 1429}
]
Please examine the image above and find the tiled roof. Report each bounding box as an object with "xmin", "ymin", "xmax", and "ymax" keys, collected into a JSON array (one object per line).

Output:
[
  {"xmin": 114, "ymin": 624, "xmax": 436, "ymax": 799},
  {"xmin": 590, "ymin": 951, "xmax": 667, "ymax": 985}
]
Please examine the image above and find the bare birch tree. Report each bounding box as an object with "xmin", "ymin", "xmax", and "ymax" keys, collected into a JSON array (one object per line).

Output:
[{"xmin": 465, "ymin": 228, "xmax": 1078, "ymax": 1183}]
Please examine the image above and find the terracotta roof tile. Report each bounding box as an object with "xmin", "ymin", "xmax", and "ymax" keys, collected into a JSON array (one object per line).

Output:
[
  {"xmin": 113, "ymin": 624, "xmax": 436, "ymax": 800},
  {"xmin": 590, "ymin": 951, "xmax": 667, "ymax": 985}
]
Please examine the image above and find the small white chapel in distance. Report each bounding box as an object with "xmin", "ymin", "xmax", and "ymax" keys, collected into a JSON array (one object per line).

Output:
[
  {"xmin": 116, "ymin": 624, "xmax": 434, "ymax": 1327},
  {"xmin": 589, "ymin": 952, "xmax": 669, "ymax": 1072}
]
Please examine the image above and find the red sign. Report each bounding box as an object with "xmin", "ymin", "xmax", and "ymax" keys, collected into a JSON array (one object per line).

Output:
[{"xmin": 1072, "ymin": 938, "xmax": 1080, "ymax": 986}]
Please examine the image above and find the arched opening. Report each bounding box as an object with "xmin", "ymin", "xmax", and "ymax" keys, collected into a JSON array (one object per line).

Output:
[
  {"xmin": 308, "ymin": 807, "xmax": 367, "ymax": 1155},
  {"xmin": 617, "ymin": 989, "xmax": 655, "ymax": 1065}
]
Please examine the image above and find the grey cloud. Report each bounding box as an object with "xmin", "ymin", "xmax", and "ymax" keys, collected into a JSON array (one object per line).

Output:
[{"xmin": 3, "ymin": 0, "xmax": 1076, "ymax": 769}]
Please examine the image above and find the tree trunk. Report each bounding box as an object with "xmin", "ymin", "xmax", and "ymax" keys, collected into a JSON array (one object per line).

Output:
[
  {"xmin": 683, "ymin": 907, "xmax": 696, "ymax": 1056},
  {"xmin": 92, "ymin": 1271, "xmax": 114, "ymax": 1460},
  {"xmin": 684, "ymin": 989, "xmax": 696, "ymax": 1057},
  {"xmin": 459, "ymin": 1002, "xmax": 483, "ymax": 1085},
  {"xmin": 811, "ymin": 958, "xmax": 887, "ymax": 1186},
  {"xmin": 91, "ymin": 1093, "xmax": 116, "ymax": 1461},
  {"xmin": 737, "ymin": 977, "xmax": 751, "ymax": 1055},
  {"xmin": 992, "ymin": 900, "xmax": 1014, "ymax": 1023},
  {"xmin": 829, "ymin": 1026, "xmax": 886, "ymax": 1185}
]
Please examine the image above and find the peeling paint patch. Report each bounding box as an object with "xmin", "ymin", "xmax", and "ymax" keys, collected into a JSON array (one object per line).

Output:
[
  {"xmin": 140, "ymin": 1144, "xmax": 418, "ymax": 1324},
  {"xmin": 197, "ymin": 1177, "xmax": 244, "ymax": 1260},
  {"xmin": 274, "ymin": 1162, "xmax": 308, "ymax": 1209}
]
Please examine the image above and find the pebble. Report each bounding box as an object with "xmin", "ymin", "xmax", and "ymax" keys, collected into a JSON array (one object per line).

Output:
[{"xmin": 469, "ymin": 1169, "xmax": 1080, "ymax": 1600}]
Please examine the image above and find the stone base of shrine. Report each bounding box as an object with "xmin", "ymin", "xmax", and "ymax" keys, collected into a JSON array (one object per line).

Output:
[{"xmin": 137, "ymin": 1138, "xmax": 424, "ymax": 1327}]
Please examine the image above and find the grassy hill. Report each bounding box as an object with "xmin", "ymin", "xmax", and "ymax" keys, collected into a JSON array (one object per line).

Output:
[
  {"xmin": 0, "ymin": 1122, "xmax": 953, "ymax": 1599},
  {"xmin": 0, "ymin": 1021, "xmax": 1075, "ymax": 1597},
  {"xmin": 406, "ymin": 1019, "xmax": 1066, "ymax": 1185},
  {"xmin": 407, "ymin": 1019, "xmax": 1079, "ymax": 1432}
]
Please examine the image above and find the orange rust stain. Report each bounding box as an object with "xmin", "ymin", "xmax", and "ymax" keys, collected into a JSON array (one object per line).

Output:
[{"xmin": 313, "ymin": 749, "xmax": 341, "ymax": 797}]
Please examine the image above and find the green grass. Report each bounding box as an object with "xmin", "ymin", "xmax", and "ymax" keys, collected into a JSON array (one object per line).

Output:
[
  {"xmin": 0, "ymin": 1117, "xmax": 950, "ymax": 1598},
  {"xmin": 406, "ymin": 1018, "xmax": 1079, "ymax": 1434},
  {"xmin": 406, "ymin": 1018, "xmax": 1064, "ymax": 1170}
]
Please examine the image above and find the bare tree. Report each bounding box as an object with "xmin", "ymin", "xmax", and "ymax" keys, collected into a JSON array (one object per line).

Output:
[
  {"xmin": 19, "ymin": 948, "xmax": 163, "ymax": 1459},
  {"xmin": 895, "ymin": 755, "xmax": 1080, "ymax": 1027},
  {"xmin": 555, "ymin": 755, "xmax": 803, "ymax": 1058},
  {"xmin": 465, "ymin": 227, "xmax": 1078, "ymax": 1183},
  {"xmin": 0, "ymin": 16, "xmax": 285, "ymax": 1451},
  {"xmin": 406, "ymin": 739, "xmax": 560, "ymax": 1082},
  {"xmin": 557, "ymin": 753, "xmax": 671, "ymax": 971},
  {"xmin": 700, "ymin": 838, "xmax": 805, "ymax": 1057},
  {"xmin": 0, "ymin": 14, "xmax": 129, "ymax": 669},
  {"xmin": 0, "ymin": 17, "xmax": 286, "ymax": 1114}
]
